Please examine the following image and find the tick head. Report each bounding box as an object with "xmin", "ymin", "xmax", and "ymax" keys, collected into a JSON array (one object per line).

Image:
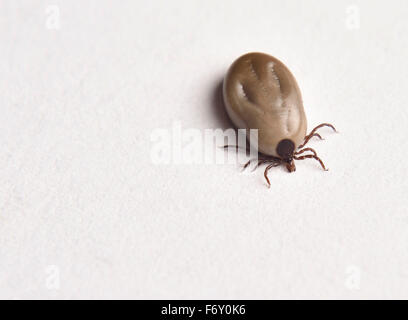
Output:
[
  {"xmin": 277, "ymin": 139, "xmax": 295, "ymax": 159},
  {"xmin": 276, "ymin": 139, "xmax": 296, "ymax": 172}
]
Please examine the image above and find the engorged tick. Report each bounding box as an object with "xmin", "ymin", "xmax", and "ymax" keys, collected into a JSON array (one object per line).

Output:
[{"xmin": 222, "ymin": 52, "xmax": 337, "ymax": 187}]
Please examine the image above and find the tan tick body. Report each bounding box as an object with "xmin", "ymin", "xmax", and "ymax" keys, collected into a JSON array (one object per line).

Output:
[
  {"xmin": 222, "ymin": 52, "xmax": 337, "ymax": 185},
  {"xmin": 223, "ymin": 52, "xmax": 307, "ymax": 158}
]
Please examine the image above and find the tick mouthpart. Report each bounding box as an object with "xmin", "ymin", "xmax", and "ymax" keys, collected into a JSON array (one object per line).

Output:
[{"xmin": 285, "ymin": 159, "xmax": 296, "ymax": 172}]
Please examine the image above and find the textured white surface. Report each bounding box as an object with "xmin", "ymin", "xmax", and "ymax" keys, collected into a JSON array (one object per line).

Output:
[{"xmin": 1, "ymin": 0, "xmax": 408, "ymax": 299}]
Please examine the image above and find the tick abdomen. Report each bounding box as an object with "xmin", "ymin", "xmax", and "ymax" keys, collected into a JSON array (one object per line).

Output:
[{"xmin": 223, "ymin": 52, "xmax": 307, "ymax": 158}]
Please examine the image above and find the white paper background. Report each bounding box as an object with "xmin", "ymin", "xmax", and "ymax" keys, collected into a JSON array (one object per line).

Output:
[{"xmin": 1, "ymin": 0, "xmax": 408, "ymax": 299}]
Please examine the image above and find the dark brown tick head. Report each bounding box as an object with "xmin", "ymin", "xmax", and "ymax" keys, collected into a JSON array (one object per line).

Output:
[{"xmin": 277, "ymin": 139, "xmax": 296, "ymax": 173}]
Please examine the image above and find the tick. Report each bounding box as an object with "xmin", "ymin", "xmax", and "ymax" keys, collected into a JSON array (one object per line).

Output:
[{"xmin": 222, "ymin": 52, "xmax": 337, "ymax": 187}]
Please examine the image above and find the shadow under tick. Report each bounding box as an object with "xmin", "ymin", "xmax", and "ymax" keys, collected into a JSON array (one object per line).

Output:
[{"xmin": 211, "ymin": 78, "xmax": 234, "ymax": 130}]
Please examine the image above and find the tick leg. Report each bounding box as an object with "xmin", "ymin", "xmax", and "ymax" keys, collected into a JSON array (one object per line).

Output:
[
  {"xmin": 243, "ymin": 157, "xmax": 280, "ymax": 171},
  {"xmin": 308, "ymin": 123, "xmax": 337, "ymax": 135},
  {"xmin": 298, "ymin": 134, "xmax": 322, "ymax": 149},
  {"xmin": 264, "ymin": 162, "xmax": 281, "ymax": 188},
  {"xmin": 294, "ymin": 154, "xmax": 328, "ymax": 171},
  {"xmin": 298, "ymin": 123, "xmax": 337, "ymax": 149},
  {"xmin": 222, "ymin": 145, "xmax": 259, "ymax": 171},
  {"xmin": 222, "ymin": 145, "xmax": 282, "ymax": 172},
  {"xmin": 242, "ymin": 158, "xmax": 258, "ymax": 171},
  {"xmin": 295, "ymin": 147, "xmax": 318, "ymax": 157},
  {"xmin": 311, "ymin": 133, "xmax": 324, "ymax": 140},
  {"xmin": 222, "ymin": 146, "xmax": 283, "ymax": 186},
  {"xmin": 253, "ymin": 159, "xmax": 275, "ymax": 171},
  {"xmin": 221, "ymin": 145, "xmax": 250, "ymax": 152}
]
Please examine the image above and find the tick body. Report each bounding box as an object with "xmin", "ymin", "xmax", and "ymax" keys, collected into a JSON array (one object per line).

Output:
[{"xmin": 223, "ymin": 52, "xmax": 336, "ymax": 186}]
